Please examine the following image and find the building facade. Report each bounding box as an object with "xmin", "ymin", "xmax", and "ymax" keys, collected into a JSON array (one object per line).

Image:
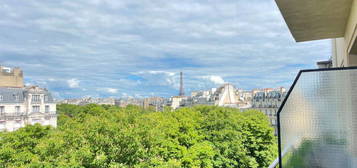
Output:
[
  {"xmin": 213, "ymin": 84, "xmax": 238, "ymax": 107},
  {"xmin": 143, "ymin": 97, "xmax": 167, "ymax": 111},
  {"xmin": 0, "ymin": 66, "xmax": 24, "ymax": 88},
  {"xmin": 251, "ymin": 89, "xmax": 286, "ymax": 135},
  {"xmin": 0, "ymin": 86, "xmax": 57, "ymax": 131},
  {"xmin": 169, "ymin": 96, "xmax": 187, "ymax": 110}
]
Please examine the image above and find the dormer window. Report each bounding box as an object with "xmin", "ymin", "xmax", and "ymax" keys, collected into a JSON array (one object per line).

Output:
[
  {"xmin": 32, "ymin": 95, "xmax": 41, "ymax": 102},
  {"xmin": 14, "ymin": 95, "xmax": 19, "ymax": 101}
]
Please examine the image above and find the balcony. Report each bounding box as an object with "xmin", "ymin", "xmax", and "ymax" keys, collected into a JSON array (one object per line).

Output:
[
  {"xmin": 31, "ymin": 111, "xmax": 57, "ymax": 115},
  {"xmin": 0, "ymin": 112, "xmax": 26, "ymax": 120},
  {"xmin": 275, "ymin": 67, "xmax": 357, "ymax": 168},
  {"xmin": 0, "ymin": 111, "xmax": 57, "ymax": 120},
  {"xmin": 44, "ymin": 111, "xmax": 57, "ymax": 117}
]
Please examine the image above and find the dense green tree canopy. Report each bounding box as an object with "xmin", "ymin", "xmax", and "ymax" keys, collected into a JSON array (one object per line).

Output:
[{"xmin": 0, "ymin": 104, "xmax": 277, "ymax": 168}]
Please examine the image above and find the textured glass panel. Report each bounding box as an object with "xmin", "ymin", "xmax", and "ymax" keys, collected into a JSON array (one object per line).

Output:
[{"xmin": 280, "ymin": 69, "xmax": 357, "ymax": 168}]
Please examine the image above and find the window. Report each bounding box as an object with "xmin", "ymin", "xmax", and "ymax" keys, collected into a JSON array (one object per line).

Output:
[
  {"xmin": 32, "ymin": 119, "xmax": 42, "ymax": 124},
  {"xmin": 14, "ymin": 94, "xmax": 19, "ymax": 101},
  {"xmin": 45, "ymin": 105, "xmax": 50, "ymax": 113},
  {"xmin": 44, "ymin": 95, "xmax": 48, "ymax": 102},
  {"xmin": 0, "ymin": 121, "xmax": 5, "ymax": 130},
  {"xmin": 15, "ymin": 106, "xmax": 20, "ymax": 113},
  {"xmin": 32, "ymin": 106, "xmax": 40, "ymax": 113},
  {"xmin": 0, "ymin": 95, "xmax": 3, "ymax": 101},
  {"xmin": 32, "ymin": 95, "xmax": 41, "ymax": 102},
  {"xmin": 0, "ymin": 106, "xmax": 4, "ymax": 115}
]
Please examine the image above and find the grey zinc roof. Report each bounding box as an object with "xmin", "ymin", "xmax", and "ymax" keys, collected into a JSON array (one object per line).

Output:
[
  {"xmin": 44, "ymin": 92, "xmax": 55, "ymax": 103},
  {"xmin": 0, "ymin": 88, "xmax": 25, "ymax": 103},
  {"xmin": 0, "ymin": 87, "xmax": 55, "ymax": 103},
  {"xmin": 253, "ymin": 91, "xmax": 286, "ymax": 100}
]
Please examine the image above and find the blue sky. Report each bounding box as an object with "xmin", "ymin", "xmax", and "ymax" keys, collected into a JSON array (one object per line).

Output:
[{"xmin": 0, "ymin": 0, "xmax": 331, "ymax": 99}]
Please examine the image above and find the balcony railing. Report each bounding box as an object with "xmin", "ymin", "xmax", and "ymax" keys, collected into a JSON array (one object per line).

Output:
[
  {"xmin": 276, "ymin": 67, "xmax": 357, "ymax": 168},
  {"xmin": 44, "ymin": 111, "xmax": 57, "ymax": 117},
  {"xmin": 0, "ymin": 112, "xmax": 26, "ymax": 117},
  {"xmin": 0, "ymin": 112, "xmax": 26, "ymax": 120},
  {"xmin": 31, "ymin": 111, "xmax": 57, "ymax": 115},
  {"xmin": 0, "ymin": 111, "xmax": 57, "ymax": 120}
]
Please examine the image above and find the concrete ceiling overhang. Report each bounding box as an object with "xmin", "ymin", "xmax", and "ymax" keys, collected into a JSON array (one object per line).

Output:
[{"xmin": 275, "ymin": 0, "xmax": 353, "ymax": 42}]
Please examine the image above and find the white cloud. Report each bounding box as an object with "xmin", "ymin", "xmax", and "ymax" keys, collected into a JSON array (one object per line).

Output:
[
  {"xmin": 135, "ymin": 70, "xmax": 179, "ymax": 89},
  {"xmin": 201, "ymin": 75, "xmax": 225, "ymax": 85},
  {"xmin": 134, "ymin": 93, "xmax": 142, "ymax": 98},
  {"xmin": 97, "ymin": 88, "xmax": 118, "ymax": 94},
  {"xmin": 67, "ymin": 78, "xmax": 80, "ymax": 88},
  {"xmin": 106, "ymin": 88, "xmax": 118, "ymax": 94},
  {"xmin": 144, "ymin": 71, "xmax": 175, "ymax": 76}
]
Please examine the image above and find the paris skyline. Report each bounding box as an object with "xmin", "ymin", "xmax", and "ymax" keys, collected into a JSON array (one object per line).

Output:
[{"xmin": 0, "ymin": 0, "xmax": 330, "ymax": 98}]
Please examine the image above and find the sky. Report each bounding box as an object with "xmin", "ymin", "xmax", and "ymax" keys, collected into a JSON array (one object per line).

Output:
[{"xmin": 0, "ymin": 0, "xmax": 331, "ymax": 99}]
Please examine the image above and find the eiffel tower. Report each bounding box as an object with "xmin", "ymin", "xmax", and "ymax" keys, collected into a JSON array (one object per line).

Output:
[{"xmin": 179, "ymin": 72, "xmax": 184, "ymax": 96}]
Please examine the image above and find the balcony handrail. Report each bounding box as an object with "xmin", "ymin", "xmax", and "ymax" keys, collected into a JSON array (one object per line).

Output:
[
  {"xmin": 268, "ymin": 145, "xmax": 292, "ymax": 168},
  {"xmin": 0, "ymin": 112, "xmax": 26, "ymax": 116},
  {"xmin": 31, "ymin": 111, "xmax": 57, "ymax": 114},
  {"xmin": 0, "ymin": 111, "xmax": 57, "ymax": 117}
]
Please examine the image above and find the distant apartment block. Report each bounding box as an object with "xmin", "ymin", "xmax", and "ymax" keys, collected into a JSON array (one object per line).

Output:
[
  {"xmin": 0, "ymin": 66, "xmax": 24, "ymax": 88},
  {"xmin": 214, "ymin": 84, "xmax": 239, "ymax": 107},
  {"xmin": 59, "ymin": 97, "xmax": 116, "ymax": 106},
  {"xmin": 143, "ymin": 97, "xmax": 167, "ymax": 111},
  {"xmin": 250, "ymin": 87, "xmax": 286, "ymax": 135},
  {"xmin": 115, "ymin": 98, "xmax": 143, "ymax": 107},
  {"xmin": 169, "ymin": 96, "xmax": 189, "ymax": 110}
]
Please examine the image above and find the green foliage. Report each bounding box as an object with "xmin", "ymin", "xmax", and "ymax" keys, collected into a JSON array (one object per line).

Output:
[
  {"xmin": 0, "ymin": 104, "xmax": 277, "ymax": 167},
  {"xmin": 282, "ymin": 140, "xmax": 313, "ymax": 168}
]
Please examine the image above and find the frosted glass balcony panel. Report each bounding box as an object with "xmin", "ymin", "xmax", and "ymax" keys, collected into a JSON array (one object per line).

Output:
[{"xmin": 279, "ymin": 68, "xmax": 357, "ymax": 168}]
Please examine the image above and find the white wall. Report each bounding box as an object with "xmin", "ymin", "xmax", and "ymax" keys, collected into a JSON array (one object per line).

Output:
[{"xmin": 332, "ymin": 0, "xmax": 357, "ymax": 67}]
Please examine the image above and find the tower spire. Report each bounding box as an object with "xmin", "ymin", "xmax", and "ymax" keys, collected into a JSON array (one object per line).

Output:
[{"xmin": 179, "ymin": 72, "xmax": 184, "ymax": 96}]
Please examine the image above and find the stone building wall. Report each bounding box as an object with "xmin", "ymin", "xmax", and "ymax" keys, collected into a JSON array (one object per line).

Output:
[{"xmin": 0, "ymin": 66, "xmax": 24, "ymax": 88}]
